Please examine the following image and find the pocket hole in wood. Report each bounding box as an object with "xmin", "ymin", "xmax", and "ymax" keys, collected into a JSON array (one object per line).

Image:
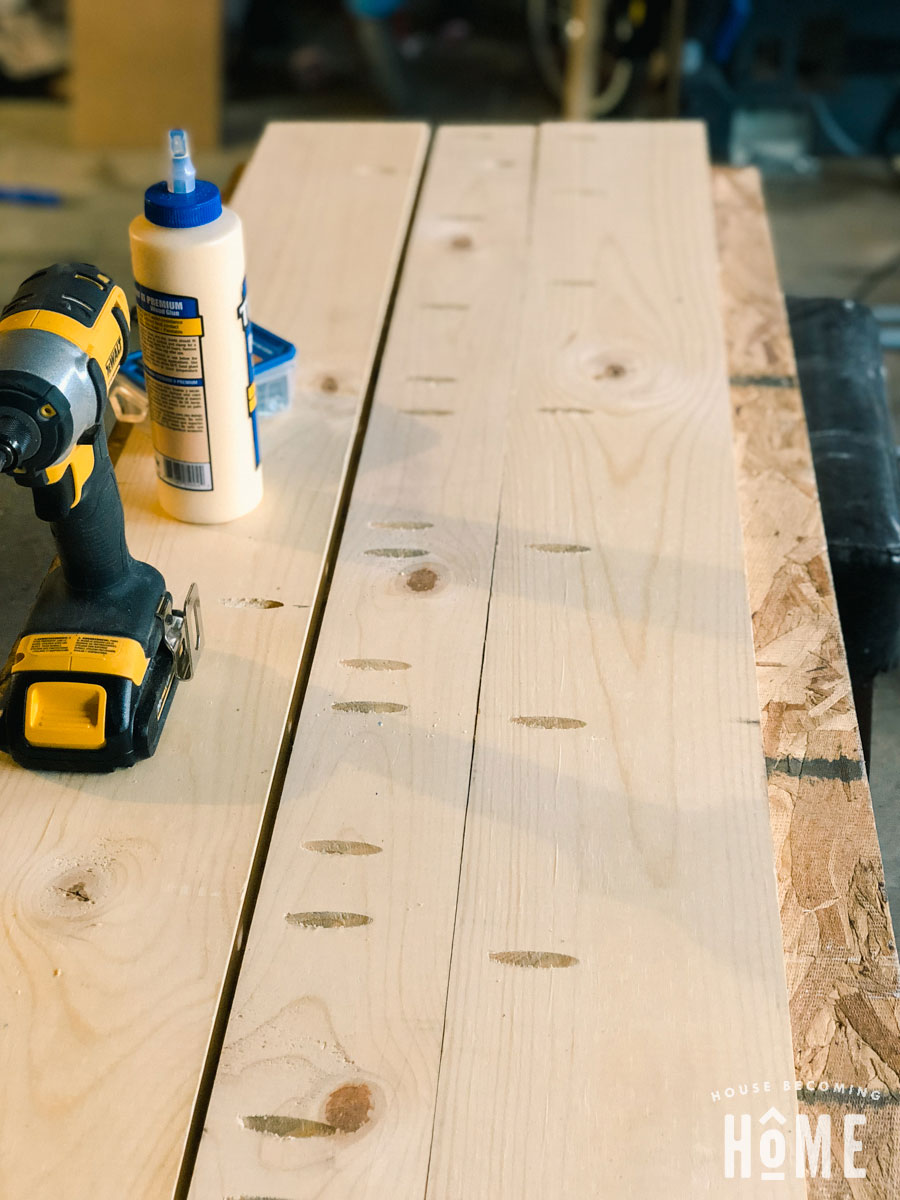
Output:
[
  {"xmin": 340, "ymin": 659, "xmax": 411, "ymax": 671},
  {"xmin": 285, "ymin": 911, "xmax": 373, "ymax": 929},
  {"xmin": 369, "ymin": 520, "xmax": 433, "ymax": 530},
  {"xmin": 510, "ymin": 716, "xmax": 586, "ymax": 729},
  {"xmin": 240, "ymin": 1114, "xmax": 336, "ymax": 1139},
  {"xmin": 490, "ymin": 950, "xmax": 579, "ymax": 968},
  {"xmin": 220, "ymin": 597, "xmax": 284, "ymax": 609},
  {"xmin": 332, "ymin": 701, "xmax": 408, "ymax": 714},
  {"xmin": 302, "ymin": 840, "xmax": 382, "ymax": 856}
]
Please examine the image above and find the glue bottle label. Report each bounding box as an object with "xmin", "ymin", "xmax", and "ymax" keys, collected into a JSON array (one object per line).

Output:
[
  {"xmin": 236, "ymin": 278, "xmax": 260, "ymax": 468},
  {"xmin": 135, "ymin": 282, "xmax": 213, "ymax": 492}
]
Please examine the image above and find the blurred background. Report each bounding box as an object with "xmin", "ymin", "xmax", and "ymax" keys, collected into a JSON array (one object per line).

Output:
[
  {"xmin": 0, "ymin": 0, "xmax": 899, "ymax": 895},
  {"xmin": 2, "ymin": 1, "xmax": 900, "ymax": 300}
]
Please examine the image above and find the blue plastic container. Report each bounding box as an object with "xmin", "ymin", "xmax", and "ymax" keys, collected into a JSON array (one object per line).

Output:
[{"xmin": 112, "ymin": 322, "xmax": 297, "ymax": 420}]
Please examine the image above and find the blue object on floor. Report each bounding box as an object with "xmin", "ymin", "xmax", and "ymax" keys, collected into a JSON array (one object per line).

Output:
[{"xmin": 0, "ymin": 186, "xmax": 62, "ymax": 207}]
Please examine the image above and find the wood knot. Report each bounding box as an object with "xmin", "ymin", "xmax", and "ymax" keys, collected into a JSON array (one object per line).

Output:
[
  {"xmin": 61, "ymin": 881, "xmax": 93, "ymax": 904},
  {"xmin": 406, "ymin": 566, "xmax": 438, "ymax": 592},
  {"xmin": 325, "ymin": 1083, "xmax": 373, "ymax": 1133},
  {"xmin": 42, "ymin": 863, "xmax": 112, "ymax": 920},
  {"xmin": 33, "ymin": 841, "xmax": 149, "ymax": 926},
  {"xmin": 451, "ymin": 234, "xmax": 473, "ymax": 250},
  {"xmin": 595, "ymin": 362, "xmax": 626, "ymax": 380},
  {"xmin": 240, "ymin": 1084, "xmax": 376, "ymax": 1143},
  {"xmin": 320, "ymin": 374, "xmax": 339, "ymax": 393},
  {"xmin": 575, "ymin": 347, "xmax": 636, "ymax": 387}
]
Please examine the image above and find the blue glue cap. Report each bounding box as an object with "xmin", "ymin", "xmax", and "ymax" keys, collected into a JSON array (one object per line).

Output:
[{"xmin": 144, "ymin": 128, "xmax": 222, "ymax": 228}]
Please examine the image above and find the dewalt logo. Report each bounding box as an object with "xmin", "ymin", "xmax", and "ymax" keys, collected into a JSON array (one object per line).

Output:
[{"xmin": 105, "ymin": 335, "xmax": 123, "ymax": 378}]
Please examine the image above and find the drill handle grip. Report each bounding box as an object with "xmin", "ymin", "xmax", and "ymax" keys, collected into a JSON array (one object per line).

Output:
[{"xmin": 46, "ymin": 426, "xmax": 134, "ymax": 592}]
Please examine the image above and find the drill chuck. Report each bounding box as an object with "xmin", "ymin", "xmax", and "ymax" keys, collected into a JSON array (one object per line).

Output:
[{"xmin": 0, "ymin": 412, "xmax": 39, "ymax": 472}]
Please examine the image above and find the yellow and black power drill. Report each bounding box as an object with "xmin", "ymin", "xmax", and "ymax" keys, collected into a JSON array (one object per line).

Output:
[{"xmin": 0, "ymin": 263, "xmax": 201, "ymax": 771}]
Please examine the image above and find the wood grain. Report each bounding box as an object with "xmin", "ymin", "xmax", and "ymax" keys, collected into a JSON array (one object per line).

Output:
[
  {"xmin": 0, "ymin": 123, "xmax": 427, "ymax": 1200},
  {"xmin": 188, "ymin": 125, "xmax": 535, "ymax": 1200},
  {"xmin": 425, "ymin": 123, "xmax": 804, "ymax": 1198},
  {"xmin": 716, "ymin": 165, "xmax": 900, "ymax": 1197}
]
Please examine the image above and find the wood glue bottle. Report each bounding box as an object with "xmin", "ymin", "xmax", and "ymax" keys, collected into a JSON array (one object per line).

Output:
[{"xmin": 129, "ymin": 129, "xmax": 262, "ymax": 523}]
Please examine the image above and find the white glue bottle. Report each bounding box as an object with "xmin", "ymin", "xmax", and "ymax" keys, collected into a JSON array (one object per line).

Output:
[{"xmin": 129, "ymin": 129, "xmax": 262, "ymax": 523}]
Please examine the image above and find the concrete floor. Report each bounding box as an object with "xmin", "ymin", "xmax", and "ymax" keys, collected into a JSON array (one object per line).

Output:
[{"xmin": 0, "ymin": 99, "xmax": 898, "ymax": 925}]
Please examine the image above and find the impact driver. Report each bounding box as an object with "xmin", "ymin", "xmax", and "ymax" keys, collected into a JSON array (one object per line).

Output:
[{"xmin": 0, "ymin": 262, "xmax": 201, "ymax": 771}]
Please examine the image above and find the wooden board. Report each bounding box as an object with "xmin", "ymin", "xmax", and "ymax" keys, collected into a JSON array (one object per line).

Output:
[
  {"xmin": 0, "ymin": 122, "xmax": 427, "ymax": 1200},
  {"xmin": 717, "ymin": 166, "xmax": 900, "ymax": 1196},
  {"xmin": 424, "ymin": 123, "xmax": 804, "ymax": 1197},
  {"xmin": 70, "ymin": 0, "xmax": 223, "ymax": 149},
  {"xmin": 188, "ymin": 125, "xmax": 536, "ymax": 1200}
]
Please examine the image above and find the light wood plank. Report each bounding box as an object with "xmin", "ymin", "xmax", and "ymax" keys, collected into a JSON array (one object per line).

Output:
[
  {"xmin": 717, "ymin": 166, "xmax": 900, "ymax": 1196},
  {"xmin": 188, "ymin": 125, "xmax": 535, "ymax": 1200},
  {"xmin": 0, "ymin": 122, "xmax": 427, "ymax": 1200},
  {"xmin": 425, "ymin": 123, "xmax": 804, "ymax": 1197},
  {"xmin": 70, "ymin": 0, "xmax": 223, "ymax": 148}
]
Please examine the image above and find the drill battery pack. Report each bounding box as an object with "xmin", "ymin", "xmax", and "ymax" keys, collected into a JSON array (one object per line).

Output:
[
  {"xmin": 0, "ymin": 569, "xmax": 201, "ymax": 772},
  {"xmin": 0, "ymin": 573, "xmax": 200, "ymax": 777}
]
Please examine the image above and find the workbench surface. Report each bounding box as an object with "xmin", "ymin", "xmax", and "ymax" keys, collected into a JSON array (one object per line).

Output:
[{"xmin": 0, "ymin": 122, "xmax": 895, "ymax": 1199}]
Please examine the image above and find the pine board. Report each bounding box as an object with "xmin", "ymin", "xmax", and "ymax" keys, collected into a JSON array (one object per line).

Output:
[
  {"xmin": 717, "ymin": 166, "xmax": 900, "ymax": 1196},
  {"xmin": 424, "ymin": 123, "xmax": 804, "ymax": 1197},
  {"xmin": 0, "ymin": 122, "xmax": 427, "ymax": 1200},
  {"xmin": 188, "ymin": 125, "xmax": 536, "ymax": 1200}
]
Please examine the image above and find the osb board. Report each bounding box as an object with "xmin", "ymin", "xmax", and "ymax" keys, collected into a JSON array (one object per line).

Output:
[{"xmin": 716, "ymin": 165, "xmax": 900, "ymax": 1195}]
